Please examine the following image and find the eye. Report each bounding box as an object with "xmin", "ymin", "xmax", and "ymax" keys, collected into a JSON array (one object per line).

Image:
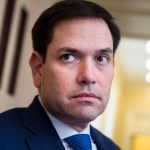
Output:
[
  {"xmin": 60, "ymin": 53, "xmax": 77, "ymax": 63},
  {"xmin": 96, "ymin": 55, "xmax": 110, "ymax": 65}
]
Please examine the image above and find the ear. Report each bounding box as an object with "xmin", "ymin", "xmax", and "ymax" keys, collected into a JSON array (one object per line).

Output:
[{"xmin": 29, "ymin": 51, "xmax": 43, "ymax": 88}]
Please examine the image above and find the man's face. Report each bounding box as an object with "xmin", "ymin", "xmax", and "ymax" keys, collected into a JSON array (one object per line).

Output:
[{"xmin": 30, "ymin": 19, "xmax": 114, "ymax": 131}]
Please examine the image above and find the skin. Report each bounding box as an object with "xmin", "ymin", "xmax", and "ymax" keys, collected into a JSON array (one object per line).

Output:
[{"xmin": 30, "ymin": 18, "xmax": 114, "ymax": 132}]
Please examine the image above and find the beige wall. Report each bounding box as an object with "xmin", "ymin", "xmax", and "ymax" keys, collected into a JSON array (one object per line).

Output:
[{"xmin": 0, "ymin": 0, "xmax": 56, "ymax": 111}]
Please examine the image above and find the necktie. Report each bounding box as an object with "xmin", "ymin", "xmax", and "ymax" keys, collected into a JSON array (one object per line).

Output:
[{"xmin": 64, "ymin": 134, "xmax": 92, "ymax": 150}]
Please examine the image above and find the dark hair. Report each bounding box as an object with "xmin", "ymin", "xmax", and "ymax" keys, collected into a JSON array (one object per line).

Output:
[{"xmin": 32, "ymin": 0, "xmax": 120, "ymax": 60}]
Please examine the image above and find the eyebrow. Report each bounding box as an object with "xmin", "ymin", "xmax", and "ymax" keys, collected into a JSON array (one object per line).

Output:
[
  {"xmin": 96, "ymin": 48, "xmax": 113, "ymax": 54},
  {"xmin": 57, "ymin": 47, "xmax": 79, "ymax": 53},
  {"xmin": 57, "ymin": 47, "xmax": 113, "ymax": 55}
]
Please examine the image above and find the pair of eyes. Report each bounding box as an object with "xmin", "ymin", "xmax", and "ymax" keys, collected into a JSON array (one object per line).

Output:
[{"xmin": 60, "ymin": 53, "xmax": 111, "ymax": 65}]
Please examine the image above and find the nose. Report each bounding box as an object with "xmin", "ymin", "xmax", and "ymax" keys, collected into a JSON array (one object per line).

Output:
[{"xmin": 77, "ymin": 59, "xmax": 96, "ymax": 86}]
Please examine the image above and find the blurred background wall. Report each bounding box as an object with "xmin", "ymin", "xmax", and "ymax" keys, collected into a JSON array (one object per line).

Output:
[{"xmin": 0, "ymin": 0, "xmax": 150, "ymax": 150}]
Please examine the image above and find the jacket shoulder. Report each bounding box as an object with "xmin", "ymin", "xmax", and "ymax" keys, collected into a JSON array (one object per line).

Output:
[{"xmin": 0, "ymin": 108, "xmax": 25, "ymax": 130}]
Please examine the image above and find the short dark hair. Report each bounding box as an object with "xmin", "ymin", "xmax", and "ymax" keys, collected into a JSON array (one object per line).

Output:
[{"xmin": 32, "ymin": 0, "xmax": 120, "ymax": 60}]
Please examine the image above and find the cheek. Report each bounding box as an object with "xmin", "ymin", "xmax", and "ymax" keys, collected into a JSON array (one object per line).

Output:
[
  {"xmin": 105, "ymin": 67, "xmax": 114, "ymax": 83},
  {"xmin": 99, "ymin": 70, "xmax": 114, "ymax": 95},
  {"xmin": 45, "ymin": 68, "xmax": 74, "ymax": 96}
]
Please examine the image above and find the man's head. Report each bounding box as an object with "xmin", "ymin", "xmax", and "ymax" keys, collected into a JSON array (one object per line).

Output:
[
  {"xmin": 30, "ymin": 0, "xmax": 120, "ymax": 131},
  {"xmin": 32, "ymin": 0, "xmax": 120, "ymax": 60}
]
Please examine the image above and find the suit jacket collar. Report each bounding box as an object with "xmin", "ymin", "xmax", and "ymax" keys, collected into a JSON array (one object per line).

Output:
[{"xmin": 22, "ymin": 96, "xmax": 65, "ymax": 150}]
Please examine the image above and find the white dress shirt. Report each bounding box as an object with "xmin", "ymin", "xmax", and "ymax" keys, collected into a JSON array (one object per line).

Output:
[{"xmin": 38, "ymin": 96, "xmax": 97, "ymax": 150}]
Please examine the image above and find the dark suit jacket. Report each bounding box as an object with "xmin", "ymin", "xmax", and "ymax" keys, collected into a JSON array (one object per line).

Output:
[{"xmin": 0, "ymin": 96, "xmax": 120, "ymax": 150}]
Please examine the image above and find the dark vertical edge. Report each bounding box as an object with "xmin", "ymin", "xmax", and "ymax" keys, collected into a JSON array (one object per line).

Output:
[
  {"xmin": 8, "ymin": 7, "xmax": 28, "ymax": 95},
  {"xmin": 0, "ymin": 0, "xmax": 16, "ymax": 87}
]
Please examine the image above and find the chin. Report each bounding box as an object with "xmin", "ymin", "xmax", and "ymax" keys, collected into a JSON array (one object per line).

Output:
[{"xmin": 76, "ymin": 110, "xmax": 100, "ymax": 124}]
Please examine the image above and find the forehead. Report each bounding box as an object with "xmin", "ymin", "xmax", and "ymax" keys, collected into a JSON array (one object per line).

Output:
[
  {"xmin": 53, "ymin": 18, "xmax": 111, "ymax": 36},
  {"xmin": 48, "ymin": 18, "xmax": 113, "ymax": 53}
]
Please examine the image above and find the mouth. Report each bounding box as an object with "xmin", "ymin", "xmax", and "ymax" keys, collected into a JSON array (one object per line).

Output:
[{"xmin": 72, "ymin": 92, "xmax": 100, "ymax": 100}]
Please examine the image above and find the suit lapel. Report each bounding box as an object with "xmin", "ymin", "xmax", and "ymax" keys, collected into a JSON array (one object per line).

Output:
[{"xmin": 22, "ymin": 96, "xmax": 65, "ymax": 150}]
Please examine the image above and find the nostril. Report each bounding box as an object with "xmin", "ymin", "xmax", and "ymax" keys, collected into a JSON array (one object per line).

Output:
[
  {"xmin": 81, "ymin": 80, "xmax": 96, "ymax": 85},
  {"xmin": 81, "ymin": 80, "xmax": 87, "ymax": 84}
]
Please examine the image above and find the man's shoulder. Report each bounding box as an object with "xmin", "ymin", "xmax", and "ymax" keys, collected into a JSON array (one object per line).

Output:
[
  {"xmin": 90, "ymin": 126, "xmax": 121, "ymax": 150},
  {"xmin": 0, "ymin": 107, "xmax": 25, "ymax": 118},
  {"xmin": 0, "ymin": 108, "xmax": 25, "ymax": 129}
]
